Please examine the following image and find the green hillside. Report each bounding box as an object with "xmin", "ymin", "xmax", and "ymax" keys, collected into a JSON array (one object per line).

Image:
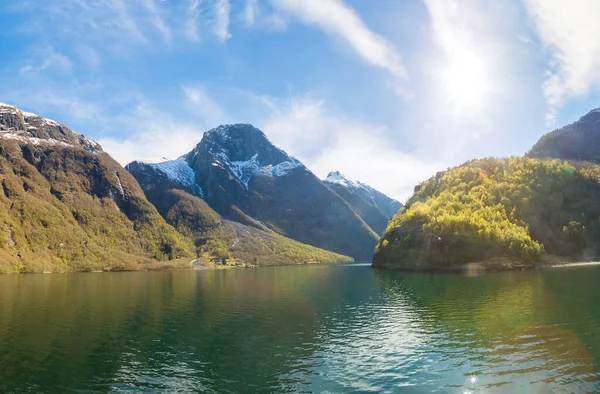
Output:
[
  {"xmin": 153, "ymin": 189, "xmax": 353, "ymax": 266},
  {"xmin": 373, "ymin": 157, "xmax": 600, "ymax": 270},
  {"xmin": 0, "ymin": 141, "xmax": 192, "ymax": 273}
]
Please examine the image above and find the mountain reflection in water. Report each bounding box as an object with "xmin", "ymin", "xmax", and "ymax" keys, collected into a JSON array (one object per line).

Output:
[{"xmin": 0, "ymin": 264, "xmax": 599, "ymax": 393}]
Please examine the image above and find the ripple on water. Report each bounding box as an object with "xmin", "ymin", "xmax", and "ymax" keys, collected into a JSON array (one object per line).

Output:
[{"xmin": 1, "ymin": 265, "xmax": 600, "ymax": 393}]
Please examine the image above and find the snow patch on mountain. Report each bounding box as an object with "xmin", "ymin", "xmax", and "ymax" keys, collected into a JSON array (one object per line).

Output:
[
  {"xmin": 266, "ymin": 158, "xmax": 302, "ymax": 177},
  {"xmin": 0, "ymin": 132, "xmax": 72, "ymax": 147},
  {"xmin": 324, "ymin": 171, "xmax": 358, "ymax": 190},
  {"xmin": 0, "ymin": 103, "xmax": 101, "ymax": 152},
  {"xmin": 324, "ymin": 170, "xmax": 402, "ymax": 218},
  {"xmin": 147, "ymin": 157, "xmax": 204, "ymax": 197},
  {"xmin": 209, "ymin": 144, "xmax": 301, "ymax": 189}
]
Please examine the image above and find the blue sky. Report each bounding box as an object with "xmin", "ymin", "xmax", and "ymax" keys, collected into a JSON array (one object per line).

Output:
[{"xmin": 1, "ymin": 0, "xmax": 599, "ymax": 201}]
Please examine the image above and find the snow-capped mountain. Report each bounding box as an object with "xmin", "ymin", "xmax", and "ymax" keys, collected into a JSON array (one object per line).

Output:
[
  {"xmin": 0, "ymin": 103, "xmax": 100, "ymax": 152},
  {"xmin": 127, "ymin": 124, "xmax": 380, "ymax": 260},
  {"xmin": 324, "ymin": 171, "xmax": 403, "ymax": 230}
]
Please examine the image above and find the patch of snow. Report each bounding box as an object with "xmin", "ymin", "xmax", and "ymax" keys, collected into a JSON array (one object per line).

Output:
[
  {"xmin": 147, "ymin": 156, "xmax": 204, "ymax": 197},
  {"xmin": 266, "ymin": 158, "xmax": 302, "ymax": 177},
  {"xmin": 228, "ymin": 153, "xmax": 263, "ymax": 188},
  {"xmin": 214, "ymin": 151, "xmax": 301, "ymax": 189},
  {"xmin": 148, "ymin": 157, "xmax": 196, "ymax": 186},
  {"xmin": 324, "ymin": 171, "xmax": 358, "ymax": 190},
  {"xmin": 43, "ymin": 118, "xmax": 61, "ymax": 127},
  {"xmin": 0, "ymin": 132, "xmax": 71, "ymax": 147}
]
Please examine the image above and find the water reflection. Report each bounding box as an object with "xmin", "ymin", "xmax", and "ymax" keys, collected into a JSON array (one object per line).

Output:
[
  {"xmin": 375, "ymin": 269, "xmax": 599, "ymax": 393},
  {"xmin": 0, "ymin": 265, "xmax": 600, "ymax": 393}
]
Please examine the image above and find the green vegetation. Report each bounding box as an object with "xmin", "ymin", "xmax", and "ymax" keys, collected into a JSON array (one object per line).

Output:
[
  {"xmin": 155, "ymin": 188, "xmax": 353, "ymax": 266},
  {"xmin": 374, "ymin": 157, "xmax": 600, "ymax": 269},
  {"xmin": 0, "ymin": 141, "xmax": 192, "ymax": 273}
]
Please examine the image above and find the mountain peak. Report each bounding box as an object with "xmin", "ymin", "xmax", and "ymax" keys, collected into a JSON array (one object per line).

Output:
[
  {"xmin": 324, "ymin": 171, "xmax": 357, "ymax": 189},
  {"xmin": 528, "ymin": 105, "xmax": 600, "ymax": 163},
  {"xmin": 323, "ymin": 170, "xmax": 403, "ymax": 219},
  {"xmin": 0, "ymin": 102, "xmax": 101, "ymax": 152},
  {"xmin": 204, "ymin": 123, "xmax": 266, "ymax": 143},
  {"xmin": 198, "ymin": 123, "xmax": 291, "ymax": 167}
]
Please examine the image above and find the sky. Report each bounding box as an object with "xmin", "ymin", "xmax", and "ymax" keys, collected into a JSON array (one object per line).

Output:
[{"xmin": 1, "ymin": 0, "xmax": 599, "ymax": 202}]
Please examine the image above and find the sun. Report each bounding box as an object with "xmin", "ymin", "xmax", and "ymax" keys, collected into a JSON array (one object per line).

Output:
[{"xmin": 439, "ymin": 50, "xmax": 492, "ymax": 113}]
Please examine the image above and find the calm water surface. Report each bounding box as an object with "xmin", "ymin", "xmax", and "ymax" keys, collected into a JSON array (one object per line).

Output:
[{"xmin": 1, "ymin": 263, "xmax": 600, "ymax": 393}]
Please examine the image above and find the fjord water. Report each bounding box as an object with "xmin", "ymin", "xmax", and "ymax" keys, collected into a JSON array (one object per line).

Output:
[{"xmin": 1, "ymin": 264, "xmax": 599, "ymax": 393}]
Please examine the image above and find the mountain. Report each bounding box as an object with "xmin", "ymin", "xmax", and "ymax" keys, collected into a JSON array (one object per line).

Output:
[
  {"xmin": 373, "ymin": 157, "xmax": 600, "ymax": 270},
  {"xmin": 528, "ymin": 107, "xmax": 600, "ymax": 162},
  {"xmin": 323, "ymin": 171, "xmax": 402, "ymax": 234},
  {"xmin": 127, "ymin": 124, "xmax": 380, "ymax": 260},
  {"xmin": 133, "ymin": 186, "xmax": 351, "ymax": 266},
  {"xmin": 0, "ymin": 103, "xmax": 193, "ymax": 273}
]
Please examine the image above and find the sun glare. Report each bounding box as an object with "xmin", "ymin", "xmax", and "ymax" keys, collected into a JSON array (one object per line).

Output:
[{"xmin": 439, "ymin": 51, "xmax": 491, "ymax": 114}]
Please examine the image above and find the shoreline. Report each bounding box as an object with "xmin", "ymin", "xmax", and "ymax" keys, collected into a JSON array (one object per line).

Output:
[
  {"xmin": 0, "ymin": 258, "xmax": 354, "ymax": 275},
  {"xmin": 372, "ymin": 256, "xmax": 600, "ymax": 273}
]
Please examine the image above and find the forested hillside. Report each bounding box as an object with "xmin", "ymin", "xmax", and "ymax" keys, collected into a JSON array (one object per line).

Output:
[{"xmin": 373, "ymin": 158, "xmax": 600, "ymax": 269}]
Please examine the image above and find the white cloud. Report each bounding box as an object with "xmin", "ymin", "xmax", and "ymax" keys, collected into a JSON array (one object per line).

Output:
[
  {"xmin": 95, "ymin": 85, "xmax": 444, "ymax": 201},
  {"xmin": 244, "ymin": 0, "xmax": 257, "ymax": 26},
  {"xmin": 19, "ymin": 46, "xmax": 73, "ymax": 75},
  {"xmin": 271, "ymin": 0, "xmax": 407, "ymax": 80},
  {"xmin": 98, "ymin": 100, "xmax": 206, "ymax": 165},
  {"xmin": 100, "ymin": 86, "xmax": 229, "ymax": 165},
  {"xmin": 261, "ymin": 97, "xmax": 446, "ymax": 201},
  {"xmin": 214, "ymin": 0, "xmax": 232, "ymax": 41},
  {"xmin": 526, "ymin": 0, "xmax": 600, "ymax": 123},
  {"xmin": 183, "ymin": 85, "xmax": 230, "ymax": 127},
  {"xmin": 99, "ymin": 125, "xmax": 205, "ymax": 165},
  {"xmin": 185, "ymin": 0, "xmax": 202, "ymax": 41},
  {"xmin": 141, "ymin": 0, "xmax": 172, "ymax": 43}
]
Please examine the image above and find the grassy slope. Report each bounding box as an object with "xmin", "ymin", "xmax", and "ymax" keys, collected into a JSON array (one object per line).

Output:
[
  {"xmin": 373, "ymin": 157, "xmax": 600, "ymax": 269},
  {"xmin": 0, "ymin": 141, "xmax": 192, "ymax": 273},
  {"xmin": 155, "ymin": 189, "xmax": 353, "ymax": 265}
]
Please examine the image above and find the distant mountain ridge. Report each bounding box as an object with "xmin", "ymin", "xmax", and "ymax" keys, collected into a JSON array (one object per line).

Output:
[
  {"xmin": 528, "ymin": 107, "xmax": 600, "ymax": 162},
  {"xmin": 127, "ymin": 124, "xmax": 390, "ymax": 260},
  {"xmin": 323, "ymin": 171, "xmax": 402, "ymax": 234}
]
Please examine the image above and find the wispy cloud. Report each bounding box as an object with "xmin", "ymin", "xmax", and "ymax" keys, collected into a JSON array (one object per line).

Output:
[
  {"xmin": 260, "ymin": 97, "xmax": 445, "ymax": 201},
  {"xmin": 141, "ymin": 0, "xmax": 172, "ymax": 43},
  {"xmin": 100, "ymin": 86, "xmax": 230, "ymax": 164},
  {"xmin": 271, "ymin": 0, "xmax": 407, "ymax": 80},
  {"xmin": 185, "ymin": 0, "xmax": 202, "ymax": 41},
  {"xmin": 213, "ymin": 0, "xmax": 232, "ymax": 41},
  {"xmin": 525, "ymin": 0, "xmax": 600, "ymax": 123},
  {"xmin": 19, "ymin": 46, "xmax": 73, "ymax": 75},
  {"xmin": 183, "ymin": 85, "xmax": 230, "ymax": 127},
  {"xmin": 244, "ymin": 0, "xmax": 258, "ymax": 26}
]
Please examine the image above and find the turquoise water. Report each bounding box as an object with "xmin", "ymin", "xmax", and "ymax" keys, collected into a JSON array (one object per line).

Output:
[{"xmin": 1, "ymin": 263, "xmax": 599, "ymax": 393}]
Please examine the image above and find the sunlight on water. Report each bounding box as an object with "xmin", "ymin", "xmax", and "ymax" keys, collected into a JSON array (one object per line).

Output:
[{"xmin": 0, "ymin": 264, "xmax": 600, "ymax": 393}]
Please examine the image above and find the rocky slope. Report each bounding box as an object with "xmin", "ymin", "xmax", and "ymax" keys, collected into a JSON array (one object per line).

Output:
[
  {"xmin": 0, "ymin": 103, "xmax": 192, "ymax": 273},
  {"xmin": 323, "ymin": 171, "xmax": 402, "ymax": 234},
  {"xmin": 127, "ymin": 124, "xmax": 380, "ymax": 260},
  {"xmin": 528, "ymin": 107, "xmax": 600, "ymax": 162}
]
